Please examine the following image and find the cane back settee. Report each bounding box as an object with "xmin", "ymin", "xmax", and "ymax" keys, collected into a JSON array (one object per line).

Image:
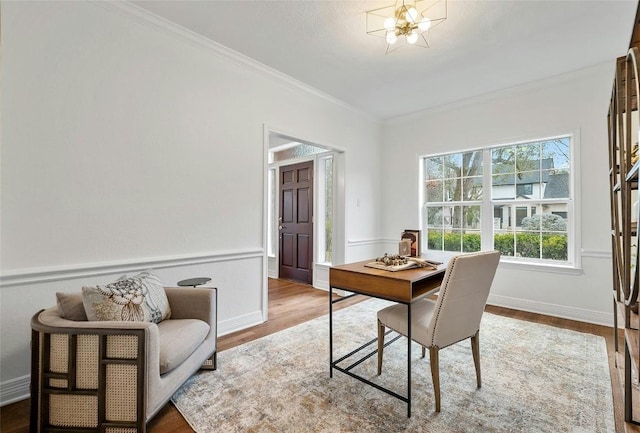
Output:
[{"xmin": 30, "ymin": 286, "xmax": 217, "ymax": 433}]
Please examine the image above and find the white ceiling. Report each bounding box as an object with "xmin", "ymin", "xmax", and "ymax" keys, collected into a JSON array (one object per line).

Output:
[{"xmin": 131, "ymin": 0, "xmax": 638, "ymax": 120}]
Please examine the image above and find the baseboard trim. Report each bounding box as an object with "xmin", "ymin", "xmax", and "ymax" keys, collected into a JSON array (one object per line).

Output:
[
  {"xmin": 0, "ymin": 249, "xmax": 264, "ymax": 288},
  {"xmin": 314, "ymin": 277, "xmax": 330, "ymax": 291},
  {"xmin": 0, "ymin": 375, "xmax": 30, "ymax": 407},
  {"xmin": 487, "ymin": 293, "xmax": 612, "ymax": 327},
  {"xmin": 218, "ymin": 310, "xmax": 264, "ymax": 337}
]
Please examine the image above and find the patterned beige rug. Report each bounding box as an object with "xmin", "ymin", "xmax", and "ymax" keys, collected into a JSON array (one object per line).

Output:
[{"xmin": 172, "ymin": 298, "xmax": 614, "ymax": 432}]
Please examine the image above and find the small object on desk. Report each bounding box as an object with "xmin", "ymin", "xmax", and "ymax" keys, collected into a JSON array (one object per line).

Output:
[
  {"xmin": 377, "ymin": 253, "xmax": 409, "ymax": 266},
  {"xmin": 364, "ymin": 254, "xmax": 440, "ymax": 272},
  {"xmin": 401, "ymin": 229, "xmax": 421, "ymax": 257},
  {"xmin": 177, "ymin": 277, "xmax": 212, "ymax": 287},
  {"xmin": 399, "ymin": 239, "xmax": 412, "ymax": 256}
]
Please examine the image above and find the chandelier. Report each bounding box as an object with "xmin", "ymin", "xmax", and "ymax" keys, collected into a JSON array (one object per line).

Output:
[{"xmin": 366, "ymin": 0, "xmax": 447, "ymax": 54}]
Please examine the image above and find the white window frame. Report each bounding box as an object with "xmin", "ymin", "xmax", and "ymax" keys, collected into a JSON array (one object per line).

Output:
[
  {"xmin": 267, "ymin": 167, "xmax": 277, "ymax": 257},
  {"xmin": 419, "ymin": 133, "xmax": 581, "ymax": 274}
]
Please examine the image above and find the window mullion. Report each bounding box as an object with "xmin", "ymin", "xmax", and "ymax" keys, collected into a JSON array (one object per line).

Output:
[{"xmin": 481, "ymin": 148, "xmax": 494, "ymax": 251}]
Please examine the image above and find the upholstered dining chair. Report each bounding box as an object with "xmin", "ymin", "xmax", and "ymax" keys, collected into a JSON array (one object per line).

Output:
[{"xmin": 376, "ymin": 250, "xmax": 500, "ymax": 412}]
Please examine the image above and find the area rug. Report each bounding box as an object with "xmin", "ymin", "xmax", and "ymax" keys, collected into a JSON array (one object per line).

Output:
[{"xmin": 172, "ymin": 299, "xmax": 614, "ymax": 432}]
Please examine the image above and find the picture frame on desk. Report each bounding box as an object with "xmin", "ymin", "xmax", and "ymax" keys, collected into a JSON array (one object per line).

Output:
[{"xmin": 401, "ymin": 229, "xmax": 421, "ymax": 257}]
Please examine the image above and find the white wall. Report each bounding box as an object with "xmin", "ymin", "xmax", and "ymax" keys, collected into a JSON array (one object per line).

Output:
[
  {"xmin": 380, "ymin": 62, "xmax": 615, "ymax": 326},
  {"xmin": 0, "ymin": 1, "xmax": 381, "ymax": 405}
]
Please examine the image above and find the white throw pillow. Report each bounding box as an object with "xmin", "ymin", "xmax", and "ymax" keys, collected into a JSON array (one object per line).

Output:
[{"xmin": 82, "ymin": 270, "xmax": 171, "ymax": 323}]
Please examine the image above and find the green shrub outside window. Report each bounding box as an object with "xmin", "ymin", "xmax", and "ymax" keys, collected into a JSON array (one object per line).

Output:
[{"xmin": 428, "ymin": 231, "xmax": 567, "ymax": 260}]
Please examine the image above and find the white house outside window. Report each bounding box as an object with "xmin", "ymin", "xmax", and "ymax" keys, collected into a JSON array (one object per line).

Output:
[{"xmin": 421, "ymin": 136, "xmax": 574, "ymax": 266}]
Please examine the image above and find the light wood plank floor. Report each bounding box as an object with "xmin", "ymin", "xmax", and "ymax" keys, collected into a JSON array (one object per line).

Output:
[{"xmin": 0, "ymin": 278, "xmax": 623, "ymax": 433}]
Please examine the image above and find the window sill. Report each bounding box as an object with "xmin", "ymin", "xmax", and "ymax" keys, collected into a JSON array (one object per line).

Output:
[{"xmin": 498, "ymin": 258, "xmax": 582, "ymax": 275}]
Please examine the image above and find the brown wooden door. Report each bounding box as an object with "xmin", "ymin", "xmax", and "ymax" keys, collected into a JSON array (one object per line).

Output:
[{"xmin": 279, "ymin": 161, "xmax": 313, "ymax": 284}]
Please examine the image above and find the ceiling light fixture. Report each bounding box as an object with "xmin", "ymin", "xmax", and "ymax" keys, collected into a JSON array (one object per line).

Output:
[{"xmin": 366, "ymin": 0, "xmax": 447, "ymax": 54}]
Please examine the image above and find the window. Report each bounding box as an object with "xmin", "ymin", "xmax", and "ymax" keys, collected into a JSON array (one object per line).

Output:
[
  {"xmin": 267, "ymin": 167, "xmax": 277, "ymax": 256},
  {"xmin": 421, "ymin": 136, "xmax": 573, "ymax": 266},
  {"xmin": 423, "ymin": 151, "xmax": 483, "ymax": 252},
  {"xmin": 317, "ymin": 155, "xmax": 334, "ymax": 264},
  {"xmin": 516, "ymin": 183, "xmax": 533, "ymax": 196}
]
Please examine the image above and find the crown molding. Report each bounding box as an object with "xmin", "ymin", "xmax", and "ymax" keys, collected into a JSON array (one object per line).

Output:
[
  {"xmin": 384, "ymin": 60, "xmax": 614, "ymax": 125},
  {"xmin": 93, "ymin": 1, "xmax": 377, "ymax": 122}
]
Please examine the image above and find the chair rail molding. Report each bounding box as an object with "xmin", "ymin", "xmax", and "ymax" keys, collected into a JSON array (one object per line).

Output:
[
  {"xmin": 580, "ymin": 249, "xmax": 611, "ymax": 259},
  {"xmin": 0, "ymin": 248, "xmax": 264, "ymax": 288},
  {"xmin": 348, "ymin": 238, "xmax": 388, "ymax": 247}
]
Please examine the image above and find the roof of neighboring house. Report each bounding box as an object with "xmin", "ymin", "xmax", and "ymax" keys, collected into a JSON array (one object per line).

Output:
[
  {"xmin": 492, "ymin": 158, "xmax": 554, "ymax": 186},
  {"xmin": 543, "ymin": 173, "xmax": 570, "ymax": 199}
]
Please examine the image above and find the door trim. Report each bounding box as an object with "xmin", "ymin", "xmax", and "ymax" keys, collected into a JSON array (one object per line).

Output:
[{"xmin": 263, "ymin": 125, "xmax": 346, "ymax": 320}]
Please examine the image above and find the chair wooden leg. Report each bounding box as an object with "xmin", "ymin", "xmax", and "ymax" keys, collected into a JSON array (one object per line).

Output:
[
  {"xmin": 429, "ymin": 346, "xmax": 441, "ymax": 412},
  {"xmin": 471, "ymin": 330, "xmax": 481, "ymax": 388},
  {"xmin": 377, "ymin": 319, "xmax": 384, "ymax": 375},
  {"xmin": 421, "ymin": 346, "xmax": 426, "ymax": 358}
]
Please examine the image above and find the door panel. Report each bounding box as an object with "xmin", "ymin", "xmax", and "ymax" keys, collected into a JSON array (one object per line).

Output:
[
  {"xmin": 298, "ymin": 188, "xmax": 310, "ymax": 222},
  {"xmin": 282, "ymin": 189, "xmax": 294, "ymax": 223},
  {"xmin": 279, "ymin": 161, "xmax": 313, "ymax": 284},
  {"xmin": 297, "ymin": 234, "xmax": 310, "ymax": 270},
  {"xmin": 280, "ymin": 234, "xmax": 293, "ymax": 267}
]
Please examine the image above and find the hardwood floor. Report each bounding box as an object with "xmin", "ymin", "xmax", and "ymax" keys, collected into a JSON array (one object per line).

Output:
[{"xmin": 0, "ymin": 278, "xmax": 622, "ymax": 432}]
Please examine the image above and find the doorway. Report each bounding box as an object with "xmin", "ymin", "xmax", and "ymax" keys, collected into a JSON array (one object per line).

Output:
[
  {"xmin": 278, "ymin": 161, "xmax": 314, "ymax": 284},
  {"xmin": 264, "ymin": 128, "xmax": 346, "ymax": 291}
]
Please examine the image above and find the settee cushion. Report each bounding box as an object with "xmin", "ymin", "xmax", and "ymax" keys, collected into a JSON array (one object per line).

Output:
[
  {"xmin": 56, "ymin": 292, "xmax": 88, "ymax": 321},
  {"xmin": 83, "ymin": 270, "xmax": 171, "ymax": 323},
  {"xmin": 157, "ymin": 319, "xmax": 210, "ymax": 374}
]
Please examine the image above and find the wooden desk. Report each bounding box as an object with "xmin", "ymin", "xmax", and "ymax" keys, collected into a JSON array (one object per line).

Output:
[{"xmin": 329, "ymin": 254, "xmax": 449, "ymax": 417}]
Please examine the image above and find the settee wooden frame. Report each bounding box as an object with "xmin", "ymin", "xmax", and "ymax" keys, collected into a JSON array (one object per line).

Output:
[{"xmin": 30, "ymin": 317, "xmax": 148, "ymax": 433}]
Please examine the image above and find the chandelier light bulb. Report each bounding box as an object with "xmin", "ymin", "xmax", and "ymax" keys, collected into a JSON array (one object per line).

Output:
[
  {"xmin": 384, "ymin": 16, "xmax": 396, "ymax": 31},
  {"xmin": 405, "ymin": 7, "xmax": 418, "ymax": 23},
  {"xmin": 418, "ymin": 17, "xmax": 432, "ymax": 31},
  {"xmin": 386, "ymin": 31, "xmax": 398, "ymax": 44},
  {"xmin": 406, "ymin": 30, "xmax": 419, "ymax": 44}
]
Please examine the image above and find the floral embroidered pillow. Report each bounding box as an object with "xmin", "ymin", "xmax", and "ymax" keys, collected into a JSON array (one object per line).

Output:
[{"xmin": 82, "ymin": 270, "xmax": 171, "ymax": 323}]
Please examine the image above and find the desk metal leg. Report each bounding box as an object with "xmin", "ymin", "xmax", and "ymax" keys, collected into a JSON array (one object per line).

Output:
[
  {"xmin": 407, "ymin": 302, "xmax": 412, "ymax": 418},
  {"xmin": 329, "ymin": 289, "xmax": 412, "ymax": 418},
  {"xmin": 329, "ymin": 286, "xmax": 333, "ymax": 378}
]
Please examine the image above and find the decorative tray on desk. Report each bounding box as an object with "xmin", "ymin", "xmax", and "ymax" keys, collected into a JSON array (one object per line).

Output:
[{"xmin": 364, "ymin": 254, "xmax": 441, "ymax": 272}]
